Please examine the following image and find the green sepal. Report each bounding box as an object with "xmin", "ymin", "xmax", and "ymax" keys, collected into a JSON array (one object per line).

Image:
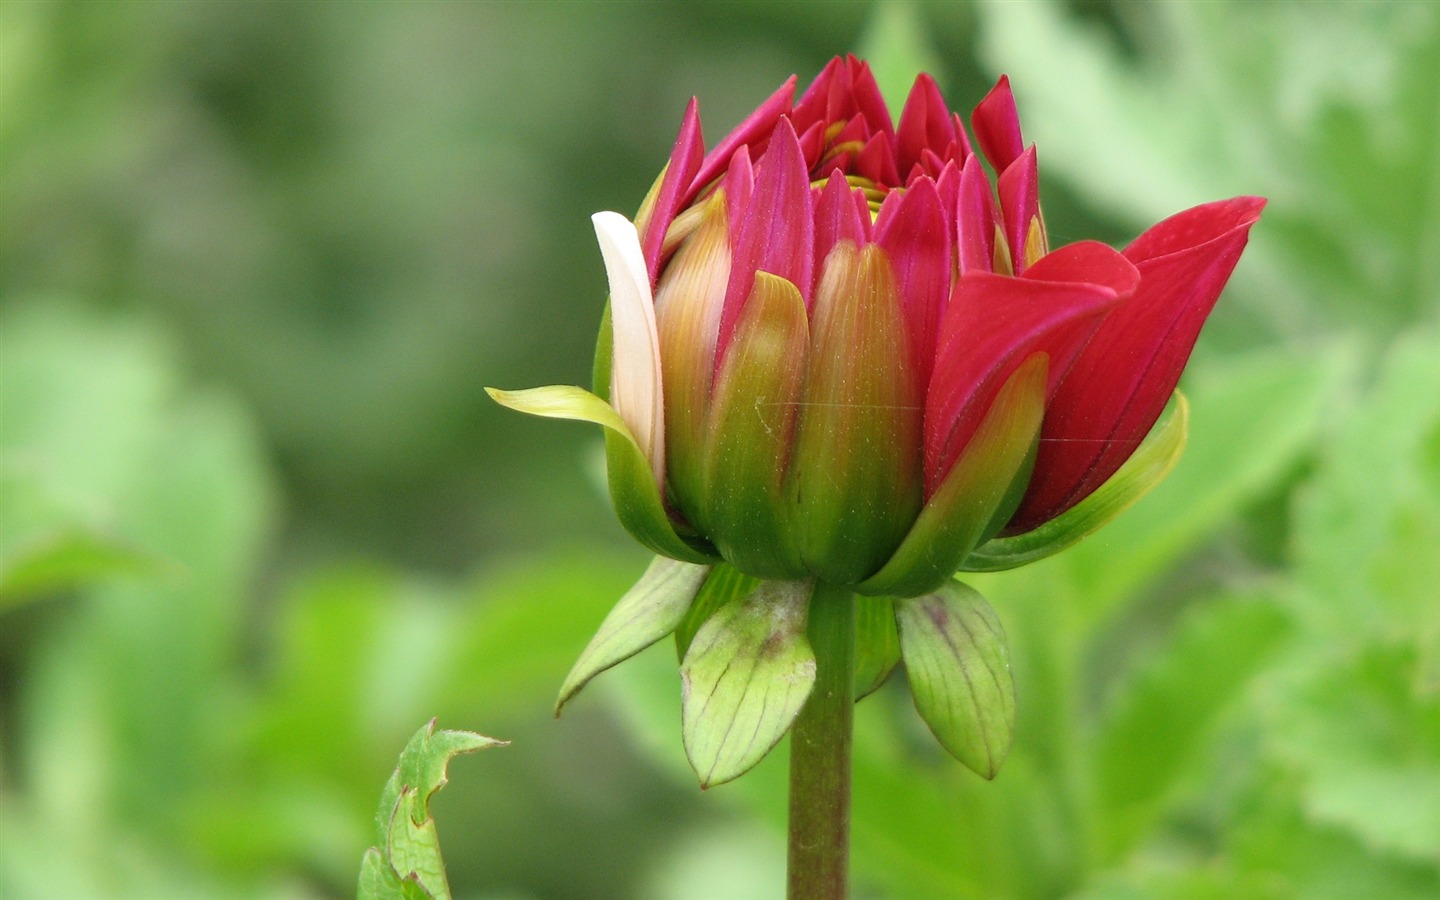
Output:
[
  {"xmin": 961, "ymin": 390, "xmax": 1190, "ymax": 572},
  {"xmin": 674, "ymin": 563, "xmax": 760, "ymax": 660},
  {"xmin": 895, "ymin": 581, "xmax": 1015, "ymax": 779},
  {"xmin": 857, "ymin": 353, "xmax": 1048, "ymax": 598},
  {"xmin": 680, "ymin": 579, "xmax": 816, "ymax": 788},
  {"xmin": 485, "ymin": 385, "xmax": 717, "ymax": 564},
  {"xmin": 358, "ymin": 720, "xmax": 507, "ymax": 900},
  {"xmin": 703, "ymin": 272, "xmax": 809, "ymax": 578},
  {"xmin": 556, "ymin": 556, "xmax": 711, "ymax": 715},
  {"xmin": 854, "ymin": 596, "xmax": 901, "ymax": 700}
]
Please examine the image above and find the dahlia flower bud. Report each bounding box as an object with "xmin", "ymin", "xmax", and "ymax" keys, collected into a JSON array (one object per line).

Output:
[
  {"xmin": 490, "ymin": 58, "xmax": 1263, "ymax": 787},
  {"xmin": 493, "ymin": 57, "xmax": 1263, "ymax": 596}
]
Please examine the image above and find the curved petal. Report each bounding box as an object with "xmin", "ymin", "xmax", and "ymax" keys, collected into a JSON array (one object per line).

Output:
[
  {"xmin": 971, "ymin": 75, "xmax": 1024, "ymax": 175},
  {"xmin": 637, "ymin": 98, "xmax": 705, "ymax": 282},
  {"xmin": 1008, "ymin": 197, "xmax": 1265, "ymax": 532},
  {"xmin": 875, "ymin": 176, "xmax": 950, "ymax": 387},
  {"xmin": 716, "ymin": 118, "xmax": 813, "ymax": 373},
  {"xmin": 996, "ymin": 145, "xmax": 1040, "ymax": 274},
  {"xmin": 896, "ymin": 73, "xmax": 958, "ymax": 177},
  {"xmin": 924, "ymin": 258, "xmax": 1127, "ymax": 494},
  {"xmin": 593, "ymin": 212, "xmax": 666, "ymax": 492},
  {"xmin": 689, "ymin": 76, "xmax": 797, "ymax": 203}
]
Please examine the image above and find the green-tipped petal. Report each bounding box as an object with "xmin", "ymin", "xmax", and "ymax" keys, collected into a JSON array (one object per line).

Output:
[
  {"xmin": 593, "ymin": 211, "xmax": 665, "ymax": 491},
  {"xmin": 896, "ymin": 581, "xmax": 1015, "ymax": 779},
  {"xmin": 556, "ymin": 556, "xmax": 712, "ymax": 715},
  {"xmin": 857, "ymin": 353, "xmax": 1047, "ymax": 597},
  {"xmin": 680, "ymin": 579, "xmax": 816, "ymax": 788},
  {"xmin": 962, "ymin": 390, "xmax": 1190, "ymax": 572},
  {"xmin": 703, "ymin": 272, "xmax": 809, "ymax": 577},
  {"xmin": 485, "ymin": 385, "xmax": 716, "ymax": 564},
  {"xmin": 791, "ymin": 243, "xmax": 924, "ymax": 584}
]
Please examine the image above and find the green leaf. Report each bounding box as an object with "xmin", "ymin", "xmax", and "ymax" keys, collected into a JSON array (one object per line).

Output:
[
  {"xmin": 486, "ymin": 385, "xmax": 717, "ymax": 565},
  {"xmin": 0, "ymin": 463, "xmax": 169, "ymax": 607},
  {"xmin": 1093, "ymin": 594, "xmax": 1290, "ymax": 858},
  {"xmin": 359, "ymin": 720, "xmax": 506, "ymax": 900},
  {"xmin": 680, "ymin": 579, "xmax": 816, "ymax": 788},
  {"xmin": 962, "ymin": 391, "xmax": 1188, "ymax": 572},
  {"xmin": 895, "ymin": 581, "xmax": 1015, "ymax": 779},
  {"xmin": 555, "ymin": 555, "xmax": 710, "ymax": 715}
]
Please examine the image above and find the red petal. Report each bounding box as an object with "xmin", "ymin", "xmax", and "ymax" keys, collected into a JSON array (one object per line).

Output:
[
  {"xmin": 1009, "ymin": 196, "xmax": 1266, "ymax": 531},
  {"xmin": 855, "ymin": 130, "xmax": 900, "ymax": 187},
  {"xmin": 1022, "ymin": 241, "xmax": 1141, "ymax": 396},
  {"xmin": 924, "ymin": 270, "xmax": 1122, "ymax": 495},
  {"xmin": 896, "ymin": 74, "xmax": 958, "ymax": 177},
  {"xmin": 813, "ymin": 170, "xmax": 870, "ymax": 300},
  {"xmin": 715, "ymin": 119, "xmax": 814, "ymax": 373},
  {"xmin": 641, "ymin": 98, "xmax": 705, "ymax": 283},
  {"xmin": 955, "ymin": 156, "xmax": 998, "ymax": 274},
  {"xmin": 875, "ymin": 177, "xmax": 951, "ymax": 388},
  {"xmin": 997, "ymin": 145, "xmax": 1039, "ymax": 274},
  {"xmin": 690, "ymin": 76, "xmax": 797, "ymax": 203},
  {"xmin": 971, "ymin": 75, "xmax": 1025, "ymax": 175},
  {"xmin": 723, "ymin": 145, "xmax": 754, "ymax": 238}
]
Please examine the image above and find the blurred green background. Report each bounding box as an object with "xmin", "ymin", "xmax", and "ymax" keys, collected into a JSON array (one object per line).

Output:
[{"xmin": 2, "ymin": 1, "xmax": 1437, "ymax": 898}]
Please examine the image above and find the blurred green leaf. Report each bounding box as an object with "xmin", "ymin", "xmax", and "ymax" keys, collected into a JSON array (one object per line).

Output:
[
  {"xmin": 976, "ymin": 0, "xmax": 1440, "ymax": 334},
  {"xmin": 359, "ymin": 720, "xmax": 506, "ymax": 900},
  {"xmin": 1092, "ymin": 593, "xmax": 1290, "ymax": 858}
]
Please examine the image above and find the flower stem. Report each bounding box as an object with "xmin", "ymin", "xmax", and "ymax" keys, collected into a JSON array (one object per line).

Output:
[{"xmin": 787, "ymin": 580, "xmax": 855, "ymax": 900}]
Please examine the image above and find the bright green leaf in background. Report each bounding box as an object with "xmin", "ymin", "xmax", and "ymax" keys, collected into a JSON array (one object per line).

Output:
[{"xmin": 358, "ymin": 720, "xmax": 506, "ymax": 900}]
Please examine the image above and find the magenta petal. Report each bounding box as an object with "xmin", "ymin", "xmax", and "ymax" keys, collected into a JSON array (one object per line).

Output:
[
  {"xmin": 1009, "ymin": 196, "xmax": 1267, "ymax": 532},
  {"xmin": 690, "ymin": 76, "xmax": 797, "ymax": 203},
  {"xmin": 1022, "ymin": 241, "xmax": 1141, "ymax": 395},
  {"xmin": 715, "ymin": 119, "xmax": 814, "ymax": 373},
  {"xmin": 876, "ymin": 177, "xmax": 950, "ymax": 387},
  {"xmin": 641, "ymin": 98, "xmax": 705, "ymax": 283},
  {"xmin": 997, "ymin": 145, "xmax": 1039, "ymax": 273},
  {"xmin": 955, "ymin": 156, "xmax": 998, "ymax": 274},
  {"xmin": 813, "ymin": 170, "xmax": 870, "ymax": 298},
  {"xmin": 722, "ymin": 145, "xmax": 754, "ymax": 236},
  {"xmin": 845, "ymin": 57, "xmax": 897, "ymax": 139},
  {"xmin": 925, "ymin": 271, "xmax": 1121, "ymax": 494},
  {"xmin": 855, "ymin": 130, "xmax": 900, "ymax": 188},
  {"xmin": 897, "ymin": 74, "xmax": 958, "ymax": 177},
  {"xmin": 971, "ymin": 75, "xmax": 1025, "ymax": 176}
]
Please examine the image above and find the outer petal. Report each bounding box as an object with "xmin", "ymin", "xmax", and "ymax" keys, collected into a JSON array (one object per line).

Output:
[
  {"xmin": 637, "ymin": 98, "xmax": 705, "ymax": 282},
  {"xmin": 1009, "ymin": 196, "xmax": 1266, "ymax": 532},
  {"xmin": 688, "ymin": 76, "xmax": 797, "ymax": 204},
  {"xmin": 971, "ymin": 75, "xmax": 1024, "ymax": 175},
  {"xmin": 924, "ymin": 249, "xmax": 1133, "ymax": 494},
  {"xmin": 715, "ymin": 119, "xmax": 814, "ymax": 373},
  {"xmin": 875, "ymin": 176, "xmax": 950, "ymax": 387},
  {"xmin": 594, "ymin": 212, "xmax": 665, "ymax": 491}
]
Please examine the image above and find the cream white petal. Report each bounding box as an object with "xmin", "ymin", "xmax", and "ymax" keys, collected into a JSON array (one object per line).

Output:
[{"xmin": 592, "ymin": 211, "xmax": 666, "ymax": 490}]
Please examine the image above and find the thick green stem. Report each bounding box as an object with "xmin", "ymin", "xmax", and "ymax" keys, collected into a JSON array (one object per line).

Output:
[{"xmin": 787, "ymin": 580, "xmax": 855, "ymax": 900}]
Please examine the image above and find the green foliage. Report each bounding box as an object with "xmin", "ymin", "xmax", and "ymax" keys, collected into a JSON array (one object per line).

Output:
[{"xmin": 358, "ymin": 720, "xmax": 506, "ymax": 900}]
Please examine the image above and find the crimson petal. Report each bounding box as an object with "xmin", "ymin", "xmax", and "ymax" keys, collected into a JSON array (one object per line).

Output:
[
  {"xmin": 897, "ymin": 74, "xmax": 958, "ymax": 178},
  {"xmin": 715, "ymin": 119, "xmax": 814, "ymax": 373},
  {"xmin": 876, "ymin": 176, "xmax": 951, "ymax": 388},
  {"xmin": 689, "ymin": 77, "xmax": 796, "ymax": 204},
  {"xmin": 1008, "ymin": 196, "xmax": 1267, "ymax": 532},
  {"xmin": 640, "ymin": 98, "xmax": 705, "ymax": 283},
  {"xmin": 925, "ymin": 265, "xmax": 1125, "ymax": 495},
  {"xmin": 971, "ymin": 75, "xmax": 1024, "ymax": 176}
]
